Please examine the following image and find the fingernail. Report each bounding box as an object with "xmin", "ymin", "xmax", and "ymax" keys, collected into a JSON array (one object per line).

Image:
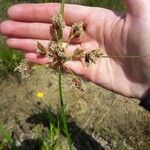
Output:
[
  {"xmin": 8, "ymin": 4, "xmax": 23, "ymax": 19},
  {"xmin": 0, "ymin": 21, "xmax": 12, "ymax": 34}
]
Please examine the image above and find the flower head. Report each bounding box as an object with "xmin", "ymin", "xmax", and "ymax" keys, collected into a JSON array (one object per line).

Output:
[
  {"xmin": 51, "ymin": 14, "xmax": 66, "ymax": 41},
  {"xmin": 36, "ymin": 42, "xmax": 47, "ymax": 56},
  {"xmin": 51, "ymin": 14, "xmax": 65, "ymax": 31},
  {"xmin": 14, "ymin": 59, "xmax": 32, "ymax": 78},
  {"xmin": 69, "ymin": 22, "xmax": 84, "ymax": 38},
  {"xmin": 37, "ymin": 92, "xmax": 44, "ymax": 98},
  {"xmin": 85, "ymin": 49, "xmax": 103, "ymax": 66}
]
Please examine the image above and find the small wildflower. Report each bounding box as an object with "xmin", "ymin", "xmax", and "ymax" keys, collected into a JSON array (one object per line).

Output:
[
  {"xmin": 69, "ymin": 22, "xmax": 84, "ymax": 39},
  {"xmin": 14, "ymin": 59, "xmax": 32, "ymax": 78},
  {"xmin": 36, "ymin": 92, "xmax": 44, "ymax": 98}
]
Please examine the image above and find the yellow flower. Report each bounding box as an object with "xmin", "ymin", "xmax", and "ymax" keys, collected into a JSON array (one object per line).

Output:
[{"xmin": 37, "ymin": 92, "xmax": 44, "ymax": 98}]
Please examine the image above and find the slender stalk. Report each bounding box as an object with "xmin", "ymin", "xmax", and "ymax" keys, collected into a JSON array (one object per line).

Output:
[
  {"xmin": 101, "ymin": 55, "xmax": 148, "ymax": 58},
  {"xmin": 58, "ymin": 67, "xmax": 64, "ymax": 107},
  {"xmin": 57, "ymin": 1, "xmax": 72, "ymax": 149},
  {"xmin": 58, "ymin": 67, "xmax": 72, "ymax": 150},
  {"xmin": 60, "ymin": 0, "xmax": 65, "ymax": 17}
]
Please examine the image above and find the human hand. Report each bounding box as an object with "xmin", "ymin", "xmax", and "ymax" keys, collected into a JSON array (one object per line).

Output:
[{"xmin": 0, "ymin": 0, "xmax": 150, "ymax": 99}]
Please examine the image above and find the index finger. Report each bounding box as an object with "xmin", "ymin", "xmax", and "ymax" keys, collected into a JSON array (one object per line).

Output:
[{"xmin": 8, "ymin": 3, "xmax": 90, "ymax": 25}]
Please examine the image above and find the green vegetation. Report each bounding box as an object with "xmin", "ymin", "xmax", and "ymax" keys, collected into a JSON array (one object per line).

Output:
[
  {"xmin": 0, "ymin": 43, "xmax": 22, "ymax": 79},
  {"xmin": 32, "ymin": 107, "xmax": 66, "ymax": 150},
  {"xmin": 0, "ymin": 123, "xmax": 15, "ymax": 150},
  {"xmin": 0, "ymin": 106, "xmax": 71, "ymax": 149}
]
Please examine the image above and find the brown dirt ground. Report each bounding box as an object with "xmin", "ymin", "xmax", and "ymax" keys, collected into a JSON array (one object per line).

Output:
[{"xmin": 0, "ymin": 66, "xmax": 150, "ymax": 150}]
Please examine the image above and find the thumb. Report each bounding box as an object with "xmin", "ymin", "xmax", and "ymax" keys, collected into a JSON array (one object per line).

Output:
[{"xmin": 124, "ymin": 0, "xmax": 150, "ymax": 17}]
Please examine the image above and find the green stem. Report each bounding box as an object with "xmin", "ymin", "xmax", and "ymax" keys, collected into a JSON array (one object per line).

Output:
[
  {"xmin": 101, "ymin": 55, "xmax": 147, "ymax": 58},
  {"xmin": 60, "ymin": 0, "xmax": 65, "ymax": 17},
  {"xmin": 58, "ymin": 67, "xmax": 72, "ymax": 150},
  {"xmin": 58, "ymin": 1, "xmax": 72, "ymax": 149},
  {"xmin": 58, "ymin": 67, "xmax": 64, "ymax": 108}
]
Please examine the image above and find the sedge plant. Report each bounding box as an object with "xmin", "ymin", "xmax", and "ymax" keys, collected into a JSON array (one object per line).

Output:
[
  {"xmin": 2, "ymin": 0, "xmax": 149, "ymax": 149},
  {"xmin": 15, "ymin": 0, "xmax": 103, "ymax": 146},
  {"xmin": 15, "ymin": 0, "xmax": 103, "ymax": 148},
  {"xmin": 14, "ymin": 0, "xmax": 147, "ymax": 149}
]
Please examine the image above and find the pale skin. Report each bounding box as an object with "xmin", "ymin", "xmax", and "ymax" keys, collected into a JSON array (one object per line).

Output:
[{"xmin": 0, "ymin": 0, "xmax": 150, "ymax": 99}]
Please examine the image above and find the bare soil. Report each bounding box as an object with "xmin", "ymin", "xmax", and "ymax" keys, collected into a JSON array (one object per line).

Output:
[{"xmin": 0, "ymin": 66, "xmax": 150, "ymax": 150}]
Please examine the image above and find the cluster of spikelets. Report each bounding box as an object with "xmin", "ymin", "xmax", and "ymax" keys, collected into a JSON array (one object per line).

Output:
[{"xmin": 15, "ymin": 13, "xmax": 103, "ymax": 89}]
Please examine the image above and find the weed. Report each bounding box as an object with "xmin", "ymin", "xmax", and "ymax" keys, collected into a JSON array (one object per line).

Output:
[
  {"xmin": 1, "ymin": 0, "xmax": 149, "ymax": 150},
  {"xmin": 14, "ymin": 0, "xmax": 104, "ymax": 149},
  {"xmin": 12, "ymin": 0, "xmax": 146, "ymax": 149},
  {"xmin": 32, "ymin": 107, "xmax": 62, "ymax": 150},
  {"xmin": 0, "ymin": 123, "xmax": 15, "ymax": 150}
]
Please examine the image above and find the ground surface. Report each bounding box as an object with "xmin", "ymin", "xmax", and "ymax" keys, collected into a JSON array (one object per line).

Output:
[{"xmin": 0, "ymin": 67, "xmax": 150, "ymax": 150}]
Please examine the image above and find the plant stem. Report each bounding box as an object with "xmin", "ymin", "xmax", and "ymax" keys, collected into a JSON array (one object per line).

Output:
[
  {"xmin": 58, "ymin": 67, "xmax": 72, "ymax": 150},
  {"xmin": 101, "ymin": 55, "xmax": 147, "ymax": 58},
  {"xmin": 60, "ymin": 0, "xmax": 65, "ymax": 17},
  {"xmin": 58, "ymin": 1, "xmax": 72, "ymax": 149}
]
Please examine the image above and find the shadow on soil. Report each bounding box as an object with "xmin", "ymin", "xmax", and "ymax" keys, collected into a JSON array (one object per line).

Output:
[{"xmin": 24, "ymin": 107, "xmax": 104, "ymax": 150}]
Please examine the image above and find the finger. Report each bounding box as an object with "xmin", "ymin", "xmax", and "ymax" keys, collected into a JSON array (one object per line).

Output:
[
  {"xmin": 1, "ymin": 20, "xmax": 72, "ymax": 41},
  {"xmin": 6, "ymin": 37, "xmax": 97, "ymax": 55},
  {"xmin": 1, "ymin": 20, "xmax": 86, "ymax": 43},
  {"xmin": 8, "ymin": 3, "xmax": 90, "ymax": 25},
  {"xmin": 1, "ymin": 20, "xmax": 50, "ymax": 39},
  {"xmin": 124, "ymin": 0, "xmax": 150, "ymax": 17},
  {"xmin": 7, "ymin": 38, "xmax": 81, "ymax": 55},
  {"xmin": 25, "ymin": 52, "xmax": 50, "ymax": 64},
  {"xmin": 7, "ymin": 38, "xmax": 49, "ymax": 52}
]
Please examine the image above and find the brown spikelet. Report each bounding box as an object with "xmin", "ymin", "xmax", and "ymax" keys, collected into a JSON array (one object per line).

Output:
[
  {"xmin": 72, "ymin": 48, "xmax": 85, "ymax": 60},
  {"xmin": 36, "ymin": 42, "xmax": 47, "ymax": 56},
  {"xmin": 85, "ymin": 49, "xmax": 103, "ymax": 66},
  {"xmin": 69, "ymin": 22, "xmax": 84, "ymax": 39},
  {"xmin": 14, "ymin": 59, "xmax": 32, "ymax": 78}
]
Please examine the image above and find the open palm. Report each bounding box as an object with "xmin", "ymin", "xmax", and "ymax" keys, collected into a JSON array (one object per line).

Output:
[{"xmin": 0, "ymin": 0, "xmax": 150, "ymax": 99}]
